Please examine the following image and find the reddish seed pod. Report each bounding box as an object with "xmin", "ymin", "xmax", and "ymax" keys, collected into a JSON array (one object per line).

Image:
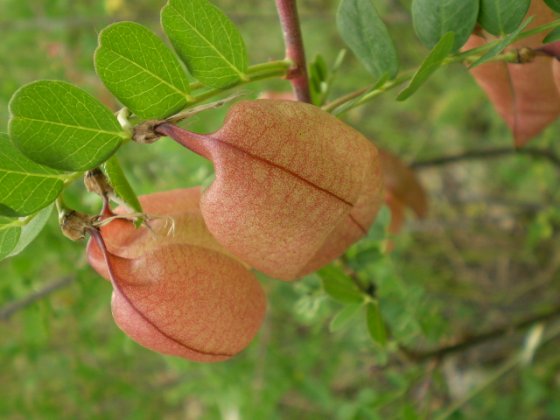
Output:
[
  {"xmin": 157, "ymin": 99, "xmax": 384, "ymax": 280},
  {"xmin": 463, "ymin": 0, "xmax": 560, "ymax": 147},
  {"xmin": 87, "ymin": 188, "xmax": 266, "ymax": 362}
]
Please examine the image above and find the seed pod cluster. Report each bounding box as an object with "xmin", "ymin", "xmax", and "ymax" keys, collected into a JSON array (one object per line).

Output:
[{"xmin": 88, "ymin": 99, "xmax": 384, "ymax": 362}]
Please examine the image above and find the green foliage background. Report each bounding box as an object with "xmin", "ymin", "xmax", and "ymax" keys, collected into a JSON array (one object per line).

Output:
[{"xmin": 2, "ymin": 0, "xmax": 560, "ymax": 418}]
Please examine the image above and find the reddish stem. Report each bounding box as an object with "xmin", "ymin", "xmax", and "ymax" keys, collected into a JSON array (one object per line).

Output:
[
  {"xmin": 275, "ymin": 0, "xmax": 311, "ymax": 103},
  {"xmin": 155, "ymin": 123, "xmax": 212, "ymax": 160}
]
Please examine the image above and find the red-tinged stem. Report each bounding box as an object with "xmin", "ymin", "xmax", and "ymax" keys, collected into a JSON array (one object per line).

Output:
[
  {"xmin": 275, "ymin": 0, "xmax": 311, "ymax": 103},
  {"xmin": 155, "ymin": 123, "xmax": 212, "ymax": 161}
]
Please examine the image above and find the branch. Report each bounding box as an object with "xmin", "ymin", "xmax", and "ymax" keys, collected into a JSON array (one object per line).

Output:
[
  {"xmin": 411, "ymin": 147, "xmax": 560, "ymax": 171},
  {"xmin": 0, "ymin": 277, "xmax": 74, "ymax": 321},
  {"xmin": 401, "ymin": 303, "xmax": 560, "ymax": 362},
  {"xmin": 275, "ymin": 0, "xmax": 311, "ymax": 102}
]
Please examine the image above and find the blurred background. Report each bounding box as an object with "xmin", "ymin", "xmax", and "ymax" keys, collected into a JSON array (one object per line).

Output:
[{"xmin": 2, "ymin": 0, "xmax": 560, "ymax": 418}]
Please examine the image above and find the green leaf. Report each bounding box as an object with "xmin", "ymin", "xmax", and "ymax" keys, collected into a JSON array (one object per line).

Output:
[
  {"xmin": 9, "ymin": 80, "xmax": 126, "ymax": 171},
  {"xmin": 318, "ymin": 265, "xmax": 364, "ymax": 304},
  {"xmin": 412, "ymin": 0, "xmax": 479, "ymax": 51},
  {"xmin": 544, "ymin": 27, "xmax": 560, "ymax": 44},
  {"xmin": 470, "ymin": 18, "xmax": 533, "ymax": 68},
  {"xmin": 161, "ymin": 0, "xmax": 249, "ymax": 88},
  {"xmin": 309, "ymin": 55, "xmax": 329, "ymax": 106},
  {"xmin": 367, "ymin": 205, "xmax": 391, "ymax": 241},
  {"xmin": 545, "ymin": 0, "xmax": 560, "ymax": 13},
  {"xmin": 0, "ymin": 134, "xmax": 65, "ymax": 217},
  {"xmin": 478, "ymin": 0, "xmax": 531, "ymax": 36},
  {"xmin": 7, "ymin": 205, "xmax": 53, "ymax": 258},
  {"xmin": 0, "ymin": 217, "xmax": 21, "ymax": 260},
  {"xmin": 95, "ymin": 22, "xmax": 192, "ymax": 119},
  {"xmin": 366, "ymin": 301, "xmax": 387, "ymax": 347},
  {"xmin": 329, "ymin": 303, "xmax": 364, "ymax": 332},
  {"xmin": 397, "ymin": 32, "xmax": 455, "ymax": 101},
  {"xmin": 337, "ymin": 0, "xmax": 399, "ymax": 81},
  {"xmin": 104, "ymin": 155, "xmax": 143, "ymax": 213}
]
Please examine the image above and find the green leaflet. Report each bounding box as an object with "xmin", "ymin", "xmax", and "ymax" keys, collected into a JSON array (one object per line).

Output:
[
  {"xmin": 329, "ymin": 303, "xmax": 364, "ymax": 332},
  {"xmin": 366, "ymin": 301, "xmax": 387, "ymax": 347},
  {"xmin": 478, "ymin": 0, "xmax": 531, "ymax": 36},
  {"xmin": 544, "ymin": 27, "xmax": 560, "ymax": 44},
  {"xmin": 161, "ymin": 0, "xmax": 249, "ymax": 88},
  {"xmin": 9, "ymin": 80, "xmax": 126, "ymax": 171},
  {"xmin": 412, "ymin": 0, "xmax": 479, "ymax": 52},
  {"xmin": 95, "ymin": 22, "xmax": 192, "ymax": 119},
  {"xmin": 545, "ymin": 0, "xmax": 560, "ymax": 13},
  {"xmin": 7, "ymin": 205, "xmax": 53, "ymax": 258},
  {"xmin": 337, "ymin": 0, "xmax": 399, "ymax": 82},
  {"xmin": 0, "ymin": 217, "xmax": 21, "ymax": 261},
  {"xmin": 397, "ymin": 32, "xmax": 455, "ymax": 101},
  {"xmin": 318, "ymin": 265, "xmax": 364, "ymax": 304},
  {"xmin": 0, "ymin": 134, "xmax": 65, "ymax": 217},
  {"xmin": 104, "ymin": 155, "xmax": 143, "ymax": 213}
]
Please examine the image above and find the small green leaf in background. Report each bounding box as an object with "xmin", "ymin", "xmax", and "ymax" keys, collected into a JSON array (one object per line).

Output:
[
  {"xmin": 470, "ymin": 18, "xmax": 532, "ymax": 68},
  {"xmin": 411, "ymin": 0, "xmax": 479, "ymax": 52},
  {"xmin": 161, "ymin": 0, "xmax": 249, "ymax": 88},
  {"xmin": 367, "ymin": 205, "xmax": 391, "ymax": 241},
  {"xmin": 478, "ymin": 0, "xmax": 531, "ymax": 36},
  {"xmin": 309, "ymin": 54, "xmax": 329, "ymax": 106},
  {"xmin": 103, "ymin": 155, "xmax": 143, "ymax": 213},
  {"xmin": 545, "ymin": 0, "xmax": 560, "ymax": 13},
  {"xmin": 329, "ymin": 303, "xmax": 364, "ymax": 332},
  {"xmin": 9, "ymin": 80, "xmax": 126, "ymax": 171},
  {"xmin": 366, "ymin": 300, "xmax": 387, "ymax": 347},
  {"xmin": 0, "ymin": 217, "xmax": 21, "ymax": 260},
  {"xmin": 544, "ymin": 27, "xmax": 560, "ymax": 44},
  {"xmin": 397, "ymin": 32, "xmax": 455, "ymax": 101},
  {"xmin": 7, "ymin": 205, "xmax": 53, "ymax": 258},
  {"xmin": 0, "ymin": 134, "xmax": 65, "ymax": 217},
  {"xmin": 318, "ymin": 265, "xmax": 364, "ymax": 304},
  {"xmin": 337, "ymin": 0, "xmax": 399, "ymax": 82},
  {"xmin": 95, "ymin": 22, "xmax": 192, "ymax": 119}
]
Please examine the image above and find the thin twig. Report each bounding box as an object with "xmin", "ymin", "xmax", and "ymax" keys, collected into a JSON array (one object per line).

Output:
[
  {"xmin": 411, "ymin": 147, "xmax": 560, "ymax": 171},
  {"xmin": 0, "ymin": 277, "xmax": 74, "ymax": 321},
  {"xmin": 275, "ymin": 0, "xmax": 311, "ymax": 102},
  {"xmin": 401, "ymin": 303, "xmax": 560, "ymax": 362}
]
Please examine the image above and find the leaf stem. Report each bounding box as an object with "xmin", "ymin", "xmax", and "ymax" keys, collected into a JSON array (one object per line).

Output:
[
  {"xmin": 189, "ymin": 60, "xmax": 291, "ymax": 104},
  {"xmin": 452, "ymin": 18, "xmax": 560, "ymax": 62},
  {"xmin": 275, "ymin": 0, "xmax": 312, "ymax": 102},
  {"xmin": 323, "ymin": 18, "xmax": 560, "ymax": 114}
]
